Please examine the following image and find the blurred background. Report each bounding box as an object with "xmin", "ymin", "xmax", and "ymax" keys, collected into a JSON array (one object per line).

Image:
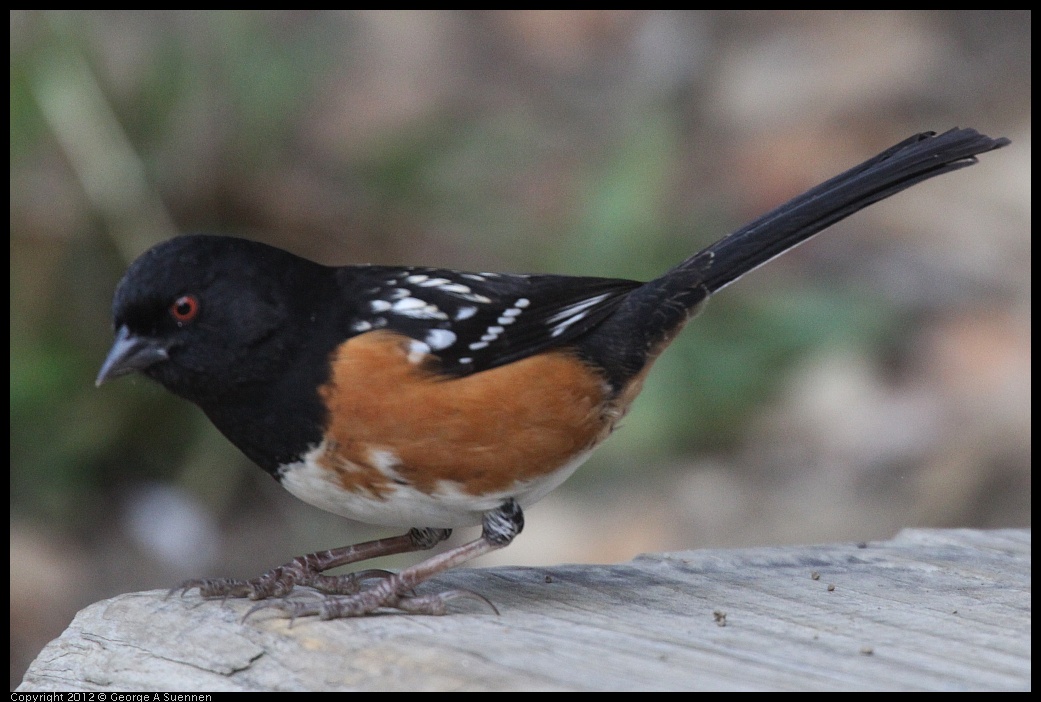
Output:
[{"xmin": 10, "ymin": 10, "xmax": 1030, "ymax": 686}]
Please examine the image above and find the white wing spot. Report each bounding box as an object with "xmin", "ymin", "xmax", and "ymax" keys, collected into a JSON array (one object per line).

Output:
[
  {"xmin": 370, "ymin": 300, "xmax": 392, "ymax": 312},
  {"xmin": 424, "ymin": 329, "xmax": 457, "ymax": 350},
  {"xmin": 547, "ymin": 293, "xmax": 612, "ymax": 337},
  {"xmin": 351, "ymin": 320, "xmax": 373, "ymax": 332},
  {"xmin": 469, "ymin": 340, "xmax": 489, "ymax": 351},
  {"xmin": 551, "ymin": 313, "xmax": 586, "ymax": 337},
  {"xmin": 546, "ymin": 294, "xmax": 610, "ymax": 324},
  {"xmin": 515, "ymin": 298, "xmax": 530, "ymax": 308},
  {"xmin": 479, "ymin": 325, "xmax": 507, "ymax": 343},
  {"xmin": 455, "ymin": 306, "xmax": 478, "ymax": 320},
  {"xmin": 389, "ymin": 296, "xmax": 448, "ymax": 320},
  {"xmin": 406, "ymin": 274, "xmax": 429, "ymax": 284},
  {"xmin": 392, "ymin": 297, "xmax": 427, "ymax": 311}
]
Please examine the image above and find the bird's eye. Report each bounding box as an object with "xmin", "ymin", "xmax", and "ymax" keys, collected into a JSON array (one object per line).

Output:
[{"xmin": 170, "ymin": 295, "xmax": 200, "ymax": 325}]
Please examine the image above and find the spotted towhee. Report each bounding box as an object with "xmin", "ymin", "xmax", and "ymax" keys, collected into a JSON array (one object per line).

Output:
[{"xmin": 97, "ymin": 128, "xmax": 1008, "ymax": 619}]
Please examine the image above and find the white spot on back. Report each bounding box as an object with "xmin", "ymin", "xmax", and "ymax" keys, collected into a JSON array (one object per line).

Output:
[{"xmin": 370, "ymin": 300, "xmax": 392, "ymax": 312}]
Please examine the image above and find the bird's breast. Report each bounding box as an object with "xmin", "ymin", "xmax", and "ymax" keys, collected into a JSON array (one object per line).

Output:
[{"xmin": 277, "ymin": 330, "xmax": 616, "ymax": 527}]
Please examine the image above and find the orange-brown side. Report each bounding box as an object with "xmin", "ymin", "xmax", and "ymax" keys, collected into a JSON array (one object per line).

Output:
[{"xmin": 316, "ymin": 331, "xmax": 614, "ymax": 498}]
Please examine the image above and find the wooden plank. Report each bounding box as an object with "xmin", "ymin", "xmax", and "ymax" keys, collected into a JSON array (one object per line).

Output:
[{"xmin": 17, "ymin": 528, "xmax": 1029, "ymax": 691}]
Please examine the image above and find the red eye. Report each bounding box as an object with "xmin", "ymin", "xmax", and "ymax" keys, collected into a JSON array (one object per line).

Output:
[{"xmin": 170, "ymin": 295, "xmax": 200, "ymax": 324}]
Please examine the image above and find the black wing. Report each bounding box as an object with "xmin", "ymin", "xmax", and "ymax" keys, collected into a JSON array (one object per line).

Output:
[{"xmin": 336, "ymin": 265, "xmax": 642, "ymax": 376}]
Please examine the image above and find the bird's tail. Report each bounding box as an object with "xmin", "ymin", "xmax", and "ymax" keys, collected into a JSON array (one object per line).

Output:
[
  {"xmin": 586, "ymin": 128, "xmax": 1010, "ymax": 388},
  {"xmin": 672, "ymin": 128, "xmax": 1009, "ymax": 295}
]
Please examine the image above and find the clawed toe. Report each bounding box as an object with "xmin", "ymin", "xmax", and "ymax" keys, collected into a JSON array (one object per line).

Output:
[
  {"xmin": 240, "ymin": 584, "xmax": 498, "ymax": 623},
  {"xmin": 393, "ymin": 588, "xmax": 500, "ymax": 616},
  {"xmin": 242, "ymin": 592, "xmax": 324, "ymax": 626},
  {"xmin": 172, "ymin": 575, "xmax": 292, "ymax": 601},
  {"xmin": 169, "ymin": 578, "xmax": 251, "ymax": 601}
]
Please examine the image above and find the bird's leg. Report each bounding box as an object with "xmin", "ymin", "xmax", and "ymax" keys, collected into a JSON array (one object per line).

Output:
[
  {"xmin": 176, "ymin": 527, "xmax": 452, "ymax": 600},
  {"xmin": 250, "ymin": 499, "xmax": 523, "ymax": 619}
]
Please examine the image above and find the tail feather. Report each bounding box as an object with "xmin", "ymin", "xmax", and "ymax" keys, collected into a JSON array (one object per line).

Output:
[
  {"xmin": 582, "ymin": 128, "xmax": 1010, "ymax": 390},
  {"xmin": 678, "ymin": 128, "xmax": 1009, "ymax": 296}
]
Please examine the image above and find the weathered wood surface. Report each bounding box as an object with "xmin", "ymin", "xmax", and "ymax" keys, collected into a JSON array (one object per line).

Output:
[{"xmin": 17, "ymin": 528, "xmax": 1029, "ymax": 691}]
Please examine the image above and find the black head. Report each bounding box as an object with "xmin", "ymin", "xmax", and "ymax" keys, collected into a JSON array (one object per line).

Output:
[{"xmin": 97, "ymin": 235, "xmax": 333, "ymax": 406}]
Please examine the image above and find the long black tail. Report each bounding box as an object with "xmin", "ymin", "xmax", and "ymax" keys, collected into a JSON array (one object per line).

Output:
[
  {"xmin": 585, "ymin": 128, "xmax": 1010, "ymax": 390},
  {"xmin": 676, "ymin": 128, "xmax": 1009, "ymax": 295}
]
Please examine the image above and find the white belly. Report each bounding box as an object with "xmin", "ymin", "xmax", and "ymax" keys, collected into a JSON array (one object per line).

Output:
[{"xmin": 278, "ymin": 441, "xmax": 594, "ymax": 528}]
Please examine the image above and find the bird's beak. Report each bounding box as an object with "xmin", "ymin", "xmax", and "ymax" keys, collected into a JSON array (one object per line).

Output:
[{"xmin": 96, "ymin": 325, "xmax": 170, "ymax": 386}]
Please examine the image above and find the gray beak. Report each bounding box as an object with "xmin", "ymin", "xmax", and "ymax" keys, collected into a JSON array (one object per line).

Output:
[{"xmin": 96, "ymin": 325, "xmax": 170, "ymax": 386}]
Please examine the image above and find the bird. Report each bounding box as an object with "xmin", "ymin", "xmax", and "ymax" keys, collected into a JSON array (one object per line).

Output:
[{"xmin": 97, "ymin": 128, "xmax": 1009, "ymax": 619}]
